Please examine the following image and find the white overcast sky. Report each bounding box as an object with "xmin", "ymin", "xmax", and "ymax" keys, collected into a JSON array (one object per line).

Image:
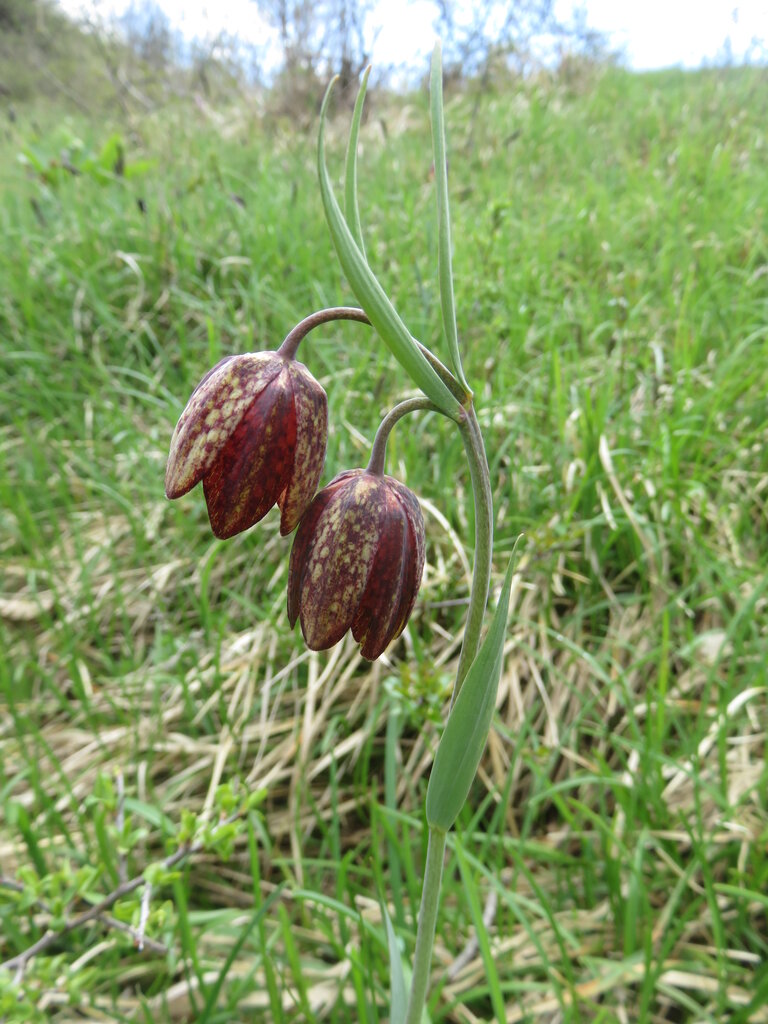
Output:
[{"xmin": 57, "ymin": 0, "xmax": 768, "ymax": 71}]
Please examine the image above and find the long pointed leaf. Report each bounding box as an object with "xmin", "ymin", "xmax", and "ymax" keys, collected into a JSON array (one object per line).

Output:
[
  {"xmin": 345, "ymin": 65, "xmax": 371, "ymax": 257},
  {"xmin": 430, "ymin": 42, "xmax": 471, "ymax": 395},
  {"xmin": 426, "ymin": 554, "xmax": 518, "ymax": 832},
  {"xmin": 317, "ymin": 78, "xmax": 462, "ymax": 420}
]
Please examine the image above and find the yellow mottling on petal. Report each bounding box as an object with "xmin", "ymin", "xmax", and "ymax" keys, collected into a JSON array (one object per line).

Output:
[{"xmin": 220, "ymin": 400, "xmax": 240, "ymax": 418}]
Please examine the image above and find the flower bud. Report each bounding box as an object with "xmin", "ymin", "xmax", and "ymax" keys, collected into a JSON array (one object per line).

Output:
[
  {"xmin": 165, "ymin": 352, "xmax": 327, "ymax": 538},
  {"xmin": 287, "ymin": 469, "xmax": 425, "ymax": 660}
]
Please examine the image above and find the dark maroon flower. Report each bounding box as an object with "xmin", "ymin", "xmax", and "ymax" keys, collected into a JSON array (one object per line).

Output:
[
  {"xmin": 287, "ymin": 469, "xmax": 426, "ymax": 660},
  {"xmin": 165, "ymin": 352, "xmax": 327, "ymax": 539}
]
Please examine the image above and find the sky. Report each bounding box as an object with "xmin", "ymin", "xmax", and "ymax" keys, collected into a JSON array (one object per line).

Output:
[{"xmin": 57, "ymin": 0, "xmax": 768, "ymax": 72}]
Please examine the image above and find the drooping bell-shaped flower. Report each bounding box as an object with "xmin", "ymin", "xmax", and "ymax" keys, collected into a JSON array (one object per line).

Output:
[
  {"xmin": 165, "ymin": 352, "xmax": 327, "ymax": 539},
  {"xmin": 287, "ymin": 468, "xmax": 426, "ymax": 660}
]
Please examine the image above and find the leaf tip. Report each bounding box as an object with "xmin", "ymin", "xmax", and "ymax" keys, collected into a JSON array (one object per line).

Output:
[{"xmin": 320, "ymin": 75, "xmax": 340, "ymax": 117}]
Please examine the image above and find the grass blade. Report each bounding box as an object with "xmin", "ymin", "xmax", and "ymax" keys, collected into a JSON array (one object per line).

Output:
[
  {"xmin": 455, "ymin": 838, "xmax": 505, "ymax": 1022},
  {"xmin": 197, "ymin": 885, "xmax": 285, "ymax": 1024},
  {"xmin": 278, "ymin": 902, "xmax": 312, "ymax": 1017},
  {"xmin": 383, "ymin": 901, "xmax": 408, "ymax": 1024}
]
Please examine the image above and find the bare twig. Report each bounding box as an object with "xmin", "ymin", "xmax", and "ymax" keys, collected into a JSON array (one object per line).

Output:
[
  {"xmin": 136, "ymin": 883, "xmax": 152, "ymax": 952},
  {"xmin": 0, "ymin": 877, "xmax": 167, "ymax": 960},
  {"xmin": 101, "ymin": 911, "xmax": 167, "ymax": 955},
  {"xmin": 116, "ymin": 768, "xmax": 127, "ymax": 885},
  {"xmin": 0, "ymin": 810, "xmax": 243, "ymax": 974}
]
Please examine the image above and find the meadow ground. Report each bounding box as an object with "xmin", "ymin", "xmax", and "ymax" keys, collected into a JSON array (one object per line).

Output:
[{"xmin": 0, "ymin": 64, "xmax": 767, "ymax": 1022}]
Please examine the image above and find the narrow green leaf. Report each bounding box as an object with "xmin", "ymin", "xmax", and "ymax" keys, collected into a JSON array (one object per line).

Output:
[
  {"xmin": 430, "ymin": 42, "xmax": 471, "ymax": 395},
  {"xmin": 623, "ymin": 829, "xmax": 648, "ymax": 956},
  {"xmin": 426, "ymin": 554, "xmax": 518, "ymax": 832},
  {"xmin": 172, "ymin": 873, "xmax": 204, "ymax": 1012},
  {"xmin": 93, "ymin": 808, "xmax": 120, "ymax": 887},
  {"xmin": 455, "ymin": 840, "xmax": 506, "ymax": 1023},
  {"xmin": 7, "ymin": 802, "xmax": 48, "ymax": 877},
  {"xmin": 197, "ymin": 885, "xmax": 285, "ymax": 1024},
  {"xmin": 344, "ymin": 65, "xmax": 371, "ymax": 257},
  {"xmin": 383, "ymin": 902, "xmax": 408, "ymax": 1024},
  {"xmin": 279, "ymin": 902, "xmax": 312, "ymax": 1017},
  {"xmin": 317, "ymin": 78, "xmax": 462, "ymax": 420},
  {"xmin": 714, "ymin": 883, "xmax": 768, "ymax": 912},
  {"xmin": 123, "ymin": 796, "xmax": 175, "ymax": 836},
  {"xmin": 246, "ymin": 815, "xmax": 283, "ymax": 1022},
  {"xmin": 384, "ymin": 705, "xmax": 405, "ymax": 926}
]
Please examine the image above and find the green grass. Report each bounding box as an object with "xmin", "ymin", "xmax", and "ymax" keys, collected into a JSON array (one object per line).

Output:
[{"xmin": 1, "ymin": 63, "xmax": 767, "ymax": 1022}]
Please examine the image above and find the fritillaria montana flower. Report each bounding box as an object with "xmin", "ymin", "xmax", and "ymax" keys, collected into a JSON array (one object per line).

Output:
[
  {"xmin": 287, "ymin": 469, "xmax": 426, "ymax": 660},
  {"xmin": 165, "ymin": 352, "xmax": 327, "ymax": 539}
]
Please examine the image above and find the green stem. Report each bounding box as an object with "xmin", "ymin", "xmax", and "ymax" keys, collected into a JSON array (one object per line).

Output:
[
  {"xmin": 415, "ymin": 339, "xmax": 470, "ymax": 404},
  {"xmin": 454, "ymin": 403, "xmax": 494, "ymax": 696},
  {"xmin": 403, "ymin": 827, "xmax": 446, "ymax": 1024},
  {"xmin": 404, "ymin": 400, "xmax": 493, "ymax": 1023}
]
